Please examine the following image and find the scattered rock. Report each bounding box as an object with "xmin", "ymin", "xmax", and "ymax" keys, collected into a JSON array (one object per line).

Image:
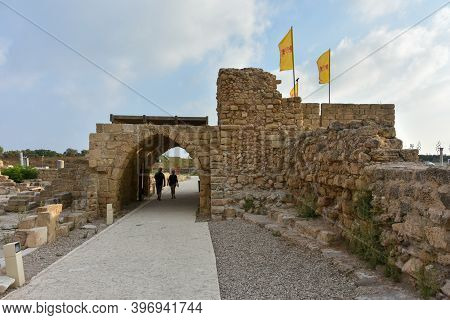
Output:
[{"xmin": 354, "ymin": 270, "xmax": 379, "ymax": 286}]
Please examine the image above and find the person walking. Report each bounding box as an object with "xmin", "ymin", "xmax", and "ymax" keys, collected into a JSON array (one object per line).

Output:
[
  {"xmin": 154, "ymin": 168, "xmax": 166, "ymax": 201},
  {"xmin": 168, "ymin": 169, "xmax": 179, "ymax": 199}
]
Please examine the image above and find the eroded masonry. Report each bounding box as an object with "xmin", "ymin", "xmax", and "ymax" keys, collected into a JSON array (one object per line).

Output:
[{"xmin": 6, "ymin": 68, "xmax": 447, "ymax": 292}]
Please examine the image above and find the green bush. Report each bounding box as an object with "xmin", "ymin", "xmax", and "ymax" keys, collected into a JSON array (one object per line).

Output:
[
  {"xmin": 272, "ymin": 230, "xmax": 281, "ymax": 237},
  {"xmin": 347, "ymin": 221, "xmax": 385, "ymax": 268},
  {"xmin": 415, "ymin": 266, "xmax": 440, "ymax": 299},
  {"xmin": 1, "ymin": 166, "xmax": 38, "ymax": 182},
  {"xmin": 354, "ymin": 190, "xmax": 374, "ymax": 220},
  {"xmin": 243, "ymin": 198, "xmax": 254, "ymax": 212},
  {"xmin": 296, "ymin": 193, "xmax": 318, "ymax": 219}
]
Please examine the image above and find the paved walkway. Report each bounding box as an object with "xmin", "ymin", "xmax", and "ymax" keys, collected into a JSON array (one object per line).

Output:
[{"xmin": 5, "ymin": 178, "xmax": 221, "ymax": 299}]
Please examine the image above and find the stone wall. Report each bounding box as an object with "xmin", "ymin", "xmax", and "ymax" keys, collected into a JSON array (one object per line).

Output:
[
  {"xmin": 282, "ymin": 120, "xmax": 448, "ymax": 284},
  {"xmin": 321, "ymin": 103, "xmax": 395, "ymax": 128},
  {"xmin": 211, "ymin": 68, "xmax": 400, "ymax": 219},
  {"xmin": 365, "ymin": 163, "xmax": 449, "ymax": 278},
  {"xmin": 88, "ymin": 124, "xmax": 213, "ymax": 216},
  {"xmin": 37, "ymin": 159, "xmax": 95, "ymax": 215}
]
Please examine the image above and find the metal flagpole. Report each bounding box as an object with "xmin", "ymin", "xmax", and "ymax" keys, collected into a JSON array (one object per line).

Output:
[
  {"xmin": 328, "ymin": 48, "xmax": 331, "ymax": 104},
  {"xmin": 291, "ymin": 26, "xmax": 296, "ymax": 97}
]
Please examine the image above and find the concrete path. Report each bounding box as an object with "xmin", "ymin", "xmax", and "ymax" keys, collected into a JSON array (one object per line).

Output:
[{"xmin": 5, "ymin": 177, "xmax": 221, "ymax": 299}]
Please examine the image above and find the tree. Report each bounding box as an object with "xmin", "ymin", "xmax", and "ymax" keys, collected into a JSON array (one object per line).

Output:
[
  {"xmin": 63, "ymin": 148, "xmax": 79, "ymax": 157},
  {"xmin": 0, "ymin": 146, "xmax": 3, "ymax": 156},
  {"xmin": 436, "ymin": 141, "xmax": 442, "ymax": 154},
  {"xmin": 80, "ymin": 150, "xmax": 89, "ymax": 156}
]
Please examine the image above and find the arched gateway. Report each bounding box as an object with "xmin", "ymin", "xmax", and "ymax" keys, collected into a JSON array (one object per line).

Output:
[{"xmin": 88, "ymin": 115, "xmax": 214, "ymax": 217}]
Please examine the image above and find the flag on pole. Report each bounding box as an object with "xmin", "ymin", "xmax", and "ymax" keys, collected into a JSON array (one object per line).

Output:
[
  {"xmin": 278, "ymin": 28, "xmax": 294, "ymax": 71},
  {"xmin": 317, "ymin": 49, "xmax": 330, "ymax": 84},
  {"xmin": 290, "ymin": 83, "xmax": 299, "ymax": 97}
]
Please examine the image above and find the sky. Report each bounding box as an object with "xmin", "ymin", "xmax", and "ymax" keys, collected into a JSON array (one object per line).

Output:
[{"xmin": 0, "ymin": 0, "xmax": 449, "ymax": 155}]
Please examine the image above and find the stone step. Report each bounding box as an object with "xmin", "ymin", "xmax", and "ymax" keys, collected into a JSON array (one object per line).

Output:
[
  {"xmin": 62, "ymin": 211, "xmax": 87, "ymax": 229},
  {"xmin": 294, "ymin": 218, "xmax": 340, "ymax": 245},
  {"xmin": 243, "ymin": 213, "xmax": 272, "ymax": 227}
]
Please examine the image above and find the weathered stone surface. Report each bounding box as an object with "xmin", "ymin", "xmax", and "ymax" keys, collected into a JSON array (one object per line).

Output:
[
  {"xmin": 56, "ymin": 224, "xmax": 70, "ymax": 237},
  {"xmin": 36, "ymin": 205, "xmax": 62, "ymax": 243},
  {"xmin": 15, "ymin": 227, "xmax": 48, "ymax": 248},
  {"xmin": 441, "ymin": 280, "xmax": 450, "ymax": 297},
  {"xmin": 424, "ymin": 226, "xmax": 447, "ymax": 249},
  {"xmin": 0, "ymin": 275, "xmax": 15, "ymax": 294},
  {"xmin": 354, "ymin": 271, "xmax": 379, "ymax": 286},
  {"xmin": 63, "ymin": 211, "xmax": 87, "ymax": 229},
  {"xmin": 17, "ymin": 215, "xmax": 38, "ymax": 230},
  {"xmin": 401, "ymin": 257, "xmax": 423, "ymax": 275}
]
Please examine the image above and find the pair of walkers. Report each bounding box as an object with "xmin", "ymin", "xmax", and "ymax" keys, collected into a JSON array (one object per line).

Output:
[{"xmin": 154, "ymin": 168, "xmax": 178, "ymax": 200}]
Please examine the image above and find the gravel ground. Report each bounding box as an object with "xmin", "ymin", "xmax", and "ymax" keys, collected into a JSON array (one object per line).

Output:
[{"xmin": 209, "ymin": 219, "xmax": 361, "ymax": 300}]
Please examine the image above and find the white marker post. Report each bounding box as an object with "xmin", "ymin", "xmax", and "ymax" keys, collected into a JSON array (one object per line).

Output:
[
  {"xmin": 106, "ymin": 203, "xmax": 114, "ymax": 225},
  {"xmin": 4, "ymin": 242, "xmax": 25, "ymax": 288}
]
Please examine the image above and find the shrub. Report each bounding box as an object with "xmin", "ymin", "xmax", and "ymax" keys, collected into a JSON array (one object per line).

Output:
[
  {"xmin": 415, "ymin": 266, "xmax": 440, "ymax": 299},
  {"xmin": 243, "ymin": 198, "xmax": 254, "ymax": 212},
  {"xmin": 347, "ymin": 221, "xmax": 385, "ymax": 268},
  {"xmin": 272, "ymin": 230, "xmax": 281, "ymax": 237},
  {"xmin": 384, "ymin": 261, "xmax": 401, "ymax": 282},
  {"xmin": 354, "ymin": 190, "xmax": 374, "ymax": 220},
  {"xmin": 1, "ymin": 165, "xmax": 38, "ymax": 182},
  {"xmin": 296, "ymin": 193, "xmax": 318, "ymax": 219}
]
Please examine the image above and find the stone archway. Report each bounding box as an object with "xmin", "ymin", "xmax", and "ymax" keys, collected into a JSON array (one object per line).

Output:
[{"xmin": 88, "ymin": 123, "xmax": 213, "ymax": 218}]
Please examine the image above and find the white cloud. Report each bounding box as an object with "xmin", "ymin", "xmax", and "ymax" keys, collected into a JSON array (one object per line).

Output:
[
  {"xmin": 276, "ymin": 7, "xmax": 450, "ymax": 154},
  {"xmin": 349, "ymin": 0, "xmax": 414, "ymax": 20}
]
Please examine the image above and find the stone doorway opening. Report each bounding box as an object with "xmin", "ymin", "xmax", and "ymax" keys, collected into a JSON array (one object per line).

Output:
[{"xmin": 115, "ymin": 133, "xmax": 210, "ymax": 218}]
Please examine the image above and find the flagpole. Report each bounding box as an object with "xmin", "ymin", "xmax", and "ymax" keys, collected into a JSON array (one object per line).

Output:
[
  {"xmin": 290, "ymin": 26, "xmax": 296, "ymax": 97},
  {"xmin": 328, "ymin": 48, "xmax": 331, "ymax": 104}
]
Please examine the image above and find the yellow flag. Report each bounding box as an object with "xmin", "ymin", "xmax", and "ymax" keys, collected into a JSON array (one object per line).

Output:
[
  {"xmin": 317, "ymin": 49, "xmax": 330, "ymax": 84},
  {"xmin": 290, "ymin": 83, "xmax": 299, "ymax": 97},
  {"xmin": 279, "ymin": 28, "xmax": 294, "ymax": 71}
]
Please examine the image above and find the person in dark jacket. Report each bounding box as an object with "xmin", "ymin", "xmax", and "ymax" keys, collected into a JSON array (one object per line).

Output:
[
  {"xmin": 168, "ymin": 170, "xmax": 179, "ymax": 199},
  {"xmin": 154, "ymin": 168, "xmax": 166, "ymax": 201}
]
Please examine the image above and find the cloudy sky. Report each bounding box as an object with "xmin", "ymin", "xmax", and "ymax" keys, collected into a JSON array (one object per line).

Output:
[{"xmin": 0, "ymin": 0, "xmax": 449, "ymax": 154}]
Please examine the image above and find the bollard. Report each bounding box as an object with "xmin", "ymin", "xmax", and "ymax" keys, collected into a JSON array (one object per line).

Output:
[
  {"xmin": 3, "ymin": 242, "xmax": 25, "ymax": 288},
  {"xmin": 106, "ymin": 204, "xmax": 114, "ymax": 225},
  {"xmin": 439, "ymin": 147, "xmax": 444, "ymax": 166},
  {"xmin": 56, "ymin": 160, "xmax": 65, "ymax": 169}
]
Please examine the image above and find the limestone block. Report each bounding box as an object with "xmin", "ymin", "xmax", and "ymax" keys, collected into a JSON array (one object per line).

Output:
[
  {"xmin": 36, "ymin": 210, "xmax": 61, "ymax": 244},
  {"xmin": 63, "ymin": 211, "xmax": 87, "ymax": 229},
  {"xmin": 401, "ymin": 257, "xmax": 423, "ymax": 275},
  {"xmin": 15, "ymin": 227, "xmax": 48, "ymax": 248},
  {"xmin": 424, "ymin": 226, "xmax": 447, "ymax": 249},
  {"xmin": 0, "ymin": 276, "xmax": 15, "ymax": 294},
  {"xmin": 224, "ymin": 208, "xmax": 236, "ymax": 219},
  {"xmin": 56, "ymin": 224, "xmax": 70, "ymax": 237},
  {"xmin": 17, "ymin": 215, "xmax": 38, "ymax": 229},
  {"xmin": 37, "ymin": 204, "xmax": 63, "ymax": 216}
]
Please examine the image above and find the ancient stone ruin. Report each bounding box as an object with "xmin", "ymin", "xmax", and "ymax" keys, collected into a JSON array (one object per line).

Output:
[{"xmin": 1, "ymin": 68, "xmax": 448, "ymax": 296}]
